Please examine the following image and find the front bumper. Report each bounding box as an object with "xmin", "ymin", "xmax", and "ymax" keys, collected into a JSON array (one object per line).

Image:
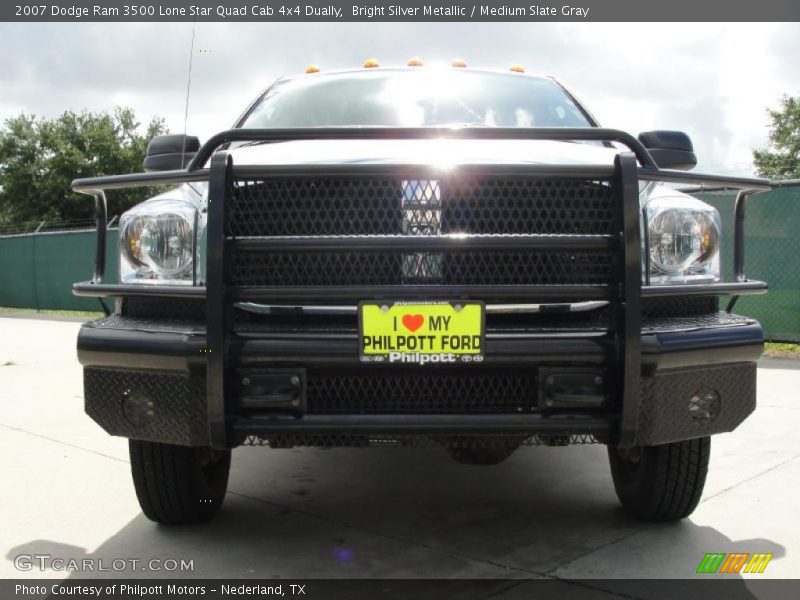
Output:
[{"xmin": 78, "ymin": 311, "xmax": 762, "ymax": 448}]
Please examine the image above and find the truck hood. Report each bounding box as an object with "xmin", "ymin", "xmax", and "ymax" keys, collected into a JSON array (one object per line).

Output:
[{"xmin": 224, "ymin": 138, "xmax": 623, "ymax": 167}]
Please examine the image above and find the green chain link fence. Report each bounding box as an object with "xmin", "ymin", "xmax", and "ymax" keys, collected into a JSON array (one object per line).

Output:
[
  {"xmin": 0, "ymin": 226, "xmax": 119, "ymax": 312},
  {"xmin": 0, "ymin": 183, "xmax": 798, "ymax": 340},
  {"xmin": 696, "ymin": 184, "xmax": 800, "ymax": 342}
]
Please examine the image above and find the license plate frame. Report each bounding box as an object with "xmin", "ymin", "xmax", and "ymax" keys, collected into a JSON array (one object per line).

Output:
[{"xmin": 358, "ymin": 301, "xmax": 485, "ymax": 365}]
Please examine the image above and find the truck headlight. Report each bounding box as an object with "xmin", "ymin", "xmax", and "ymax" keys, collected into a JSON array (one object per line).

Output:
[
  {"xmin": 645, "ymin": 196, "xmax": 720, "ymax": 284},
  {"xmin": 119, "ymin": 200, "xmax": 198, "ymax": 284}
]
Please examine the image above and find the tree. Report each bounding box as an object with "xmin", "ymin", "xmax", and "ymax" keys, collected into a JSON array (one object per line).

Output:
[
  {"xmin": 753, "ymin": 95, "xmax": 800, "ymax": 180},
  {"xmin": 0, "ymin": 107, "xmax": 168, "ymax": 227}
]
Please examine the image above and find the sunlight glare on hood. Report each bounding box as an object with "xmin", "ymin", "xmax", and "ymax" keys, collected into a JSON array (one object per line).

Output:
[{"xmin": 378, "ymin": 66, "xmax": 482, "ymax": 127}]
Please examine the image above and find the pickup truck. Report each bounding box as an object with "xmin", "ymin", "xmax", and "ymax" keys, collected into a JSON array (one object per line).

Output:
[{"xmin": 71, "ymin": 63, "xmax": 769, "ymax": 525}]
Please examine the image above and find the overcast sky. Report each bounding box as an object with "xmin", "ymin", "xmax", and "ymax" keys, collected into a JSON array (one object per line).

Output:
[{"xmin": 1, "ymin": 22, "xmax": 798, "ymax": 175}]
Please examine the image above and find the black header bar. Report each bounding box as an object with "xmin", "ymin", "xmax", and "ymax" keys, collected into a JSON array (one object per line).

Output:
[
  {"xmin": 5, "ymin": 578, "xmax": 800, "ymax": 600},
  {"xmin": 4, "ymin": 0, "xmax": 800, "ymax": 22}
]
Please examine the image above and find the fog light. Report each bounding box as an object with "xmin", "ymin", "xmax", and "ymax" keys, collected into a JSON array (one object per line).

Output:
[
  {"xmin": 122, "ymin": 389, "xmax": 154, "ymax": 427},
  {"xmin": 689, "ymin": 389, "xmax": 720, "ymax": 424}
]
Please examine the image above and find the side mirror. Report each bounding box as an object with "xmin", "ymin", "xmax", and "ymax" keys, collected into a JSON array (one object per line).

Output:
[
  {"xmin": 143, "ymin": 134, "xmax": 200, "ymax": 172},
  {"xmin": 637, "ymin": 131, "xmax": 697, "ymax": 171}
]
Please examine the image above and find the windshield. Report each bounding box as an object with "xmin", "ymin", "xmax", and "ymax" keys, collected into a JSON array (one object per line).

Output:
[{"xmin": 240, "ymin": 69, "xmax": 593, "ymax": 129}]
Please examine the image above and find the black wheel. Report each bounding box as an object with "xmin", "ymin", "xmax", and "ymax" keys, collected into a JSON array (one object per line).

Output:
[
  {"xmin": 129, "ymin": 439, "xmax": 231, "ymax": 525},
  {"xmin": 608, "ymin": 436, "xmax": 710, "ymax": 521},
  {"xmin": 447, "ymin": 441, "xmax": 520, "ymax": 465}
]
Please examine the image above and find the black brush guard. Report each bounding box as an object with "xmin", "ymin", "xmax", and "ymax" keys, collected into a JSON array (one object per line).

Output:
[{"xmin": 71, "ymin": 127, "xmax": 771, "ymax": 449}]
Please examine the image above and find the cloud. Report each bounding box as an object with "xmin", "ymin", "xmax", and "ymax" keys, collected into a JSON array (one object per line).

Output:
[{"xmin": 0, "ymin": 22, "xmax": 798, "ymax": 175}]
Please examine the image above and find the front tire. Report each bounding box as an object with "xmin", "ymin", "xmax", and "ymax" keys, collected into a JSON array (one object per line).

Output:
[
  {"xmin": 129, "ymin": 440, "xmax": 231, "ymax": 525},
  {"xmin": 608, "ymin": 437, "xmax": 710, "ymax": 521}
]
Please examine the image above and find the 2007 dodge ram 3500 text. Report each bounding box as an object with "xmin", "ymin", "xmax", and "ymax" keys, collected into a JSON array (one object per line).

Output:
[{"xmin": 71, "ymin": 64, "xmax": 770, "ymax": 525}]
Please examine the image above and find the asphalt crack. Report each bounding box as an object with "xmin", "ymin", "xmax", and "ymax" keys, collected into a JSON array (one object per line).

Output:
[
  {"xmin": 700, "ymin": 451, "xmax": 800, "ymax": 503},
  {"xmin": 227, "ymin": 488, "xmax": 548, "ymax": 578},
  {"xmin": 539, "ymin": 526, "xmax": 647, "ymax": 577},
  {"xmin": 0, "ymin": 422, "xmax": 127, "ymax": 464}
]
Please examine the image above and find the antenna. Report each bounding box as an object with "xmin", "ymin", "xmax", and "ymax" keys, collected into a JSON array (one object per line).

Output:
[{"xmin": 181, "ymin": 19, "xmax": 197, "ymax": 168}]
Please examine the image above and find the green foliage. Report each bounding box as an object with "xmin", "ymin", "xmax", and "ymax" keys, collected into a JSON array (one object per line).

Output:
[
  {"xmin": 753, "ymin": 96, "xmax": 800, "ymax": 180},
  {"xmin": 0, "ymin": 107, "xmax": 168, "ymax": 227},
  {"xmin": 764, "ymin": 342, "xmax": 800, "ymax": 357}
]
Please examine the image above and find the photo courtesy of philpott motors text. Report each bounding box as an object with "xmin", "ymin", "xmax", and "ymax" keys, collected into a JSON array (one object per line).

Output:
[{"xmin": 1, "ymin": 0, "xmax": 800, "ymax": 598}]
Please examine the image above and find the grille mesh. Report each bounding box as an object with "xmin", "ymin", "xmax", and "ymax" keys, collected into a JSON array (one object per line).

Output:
[
  {"xmin": 225, "ymin": 176, "xmax": 617, "ymax": 289},
  {"xmin": 227, "ymin": 179, "xmax": 403, "ymax": 237},
  {"xmin": 441, "ymin": 178, "xmax": 615, "ymax": 235},
  {"xmin": 226, "ymin": 177, "xmax": 616, "ymax": 237},
  {"xmin": 230, "ymin": 250, "xmax": 612, "ymax": 287},
  {"xmin": 305, "ymin": 370, "xmax": 538, "ymax": 414}
]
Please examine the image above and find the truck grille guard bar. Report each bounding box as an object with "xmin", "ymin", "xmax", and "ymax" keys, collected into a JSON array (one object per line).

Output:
[
  {"xmin": 72, "ymin": 127, "xmax": 771, "ymax": 293},
  {"xmin": 70, "ymin": 127, "xmax": 771, "ymax": 448}
]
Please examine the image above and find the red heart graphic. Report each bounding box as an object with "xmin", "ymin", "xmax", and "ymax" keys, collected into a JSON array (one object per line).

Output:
[{"xmin": 402, "ymin": 314, "xmax": 425, "ymax": 333}]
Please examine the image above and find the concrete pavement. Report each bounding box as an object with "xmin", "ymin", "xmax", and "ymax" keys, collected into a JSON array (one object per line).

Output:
[{"xmin": 1, "ymin": 316, "xmax": 798, "ymax": 588}]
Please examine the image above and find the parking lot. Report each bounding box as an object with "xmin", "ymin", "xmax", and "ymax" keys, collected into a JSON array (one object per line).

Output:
[{"xmin": 1, "ymin": 315, "xmax": 798, "ymax": 588}]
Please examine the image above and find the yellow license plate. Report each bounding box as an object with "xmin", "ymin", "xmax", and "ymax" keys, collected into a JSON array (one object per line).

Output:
[{"xmin": 359, "ymin": 301, "xmax": 485, "ymax": 364}]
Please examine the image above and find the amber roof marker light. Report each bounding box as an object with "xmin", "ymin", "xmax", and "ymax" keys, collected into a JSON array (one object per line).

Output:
[
  {"xmin": 305, "ymin": 65, "xmax": 320, "ymax": 74},
  {"xmin": 509, "ymin": 64, "xmax": 526, "ymax": 73},
  {"xmin": 451, "ymin": 58, "xmax": 468, "ymax": 67},
  {"xmin": 407, "ymin": 57, "xmax": 424, "ymax": 67},
  {"xmin": 363, "ymin": 59, "xmax": 380, "ymax": 68}
]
